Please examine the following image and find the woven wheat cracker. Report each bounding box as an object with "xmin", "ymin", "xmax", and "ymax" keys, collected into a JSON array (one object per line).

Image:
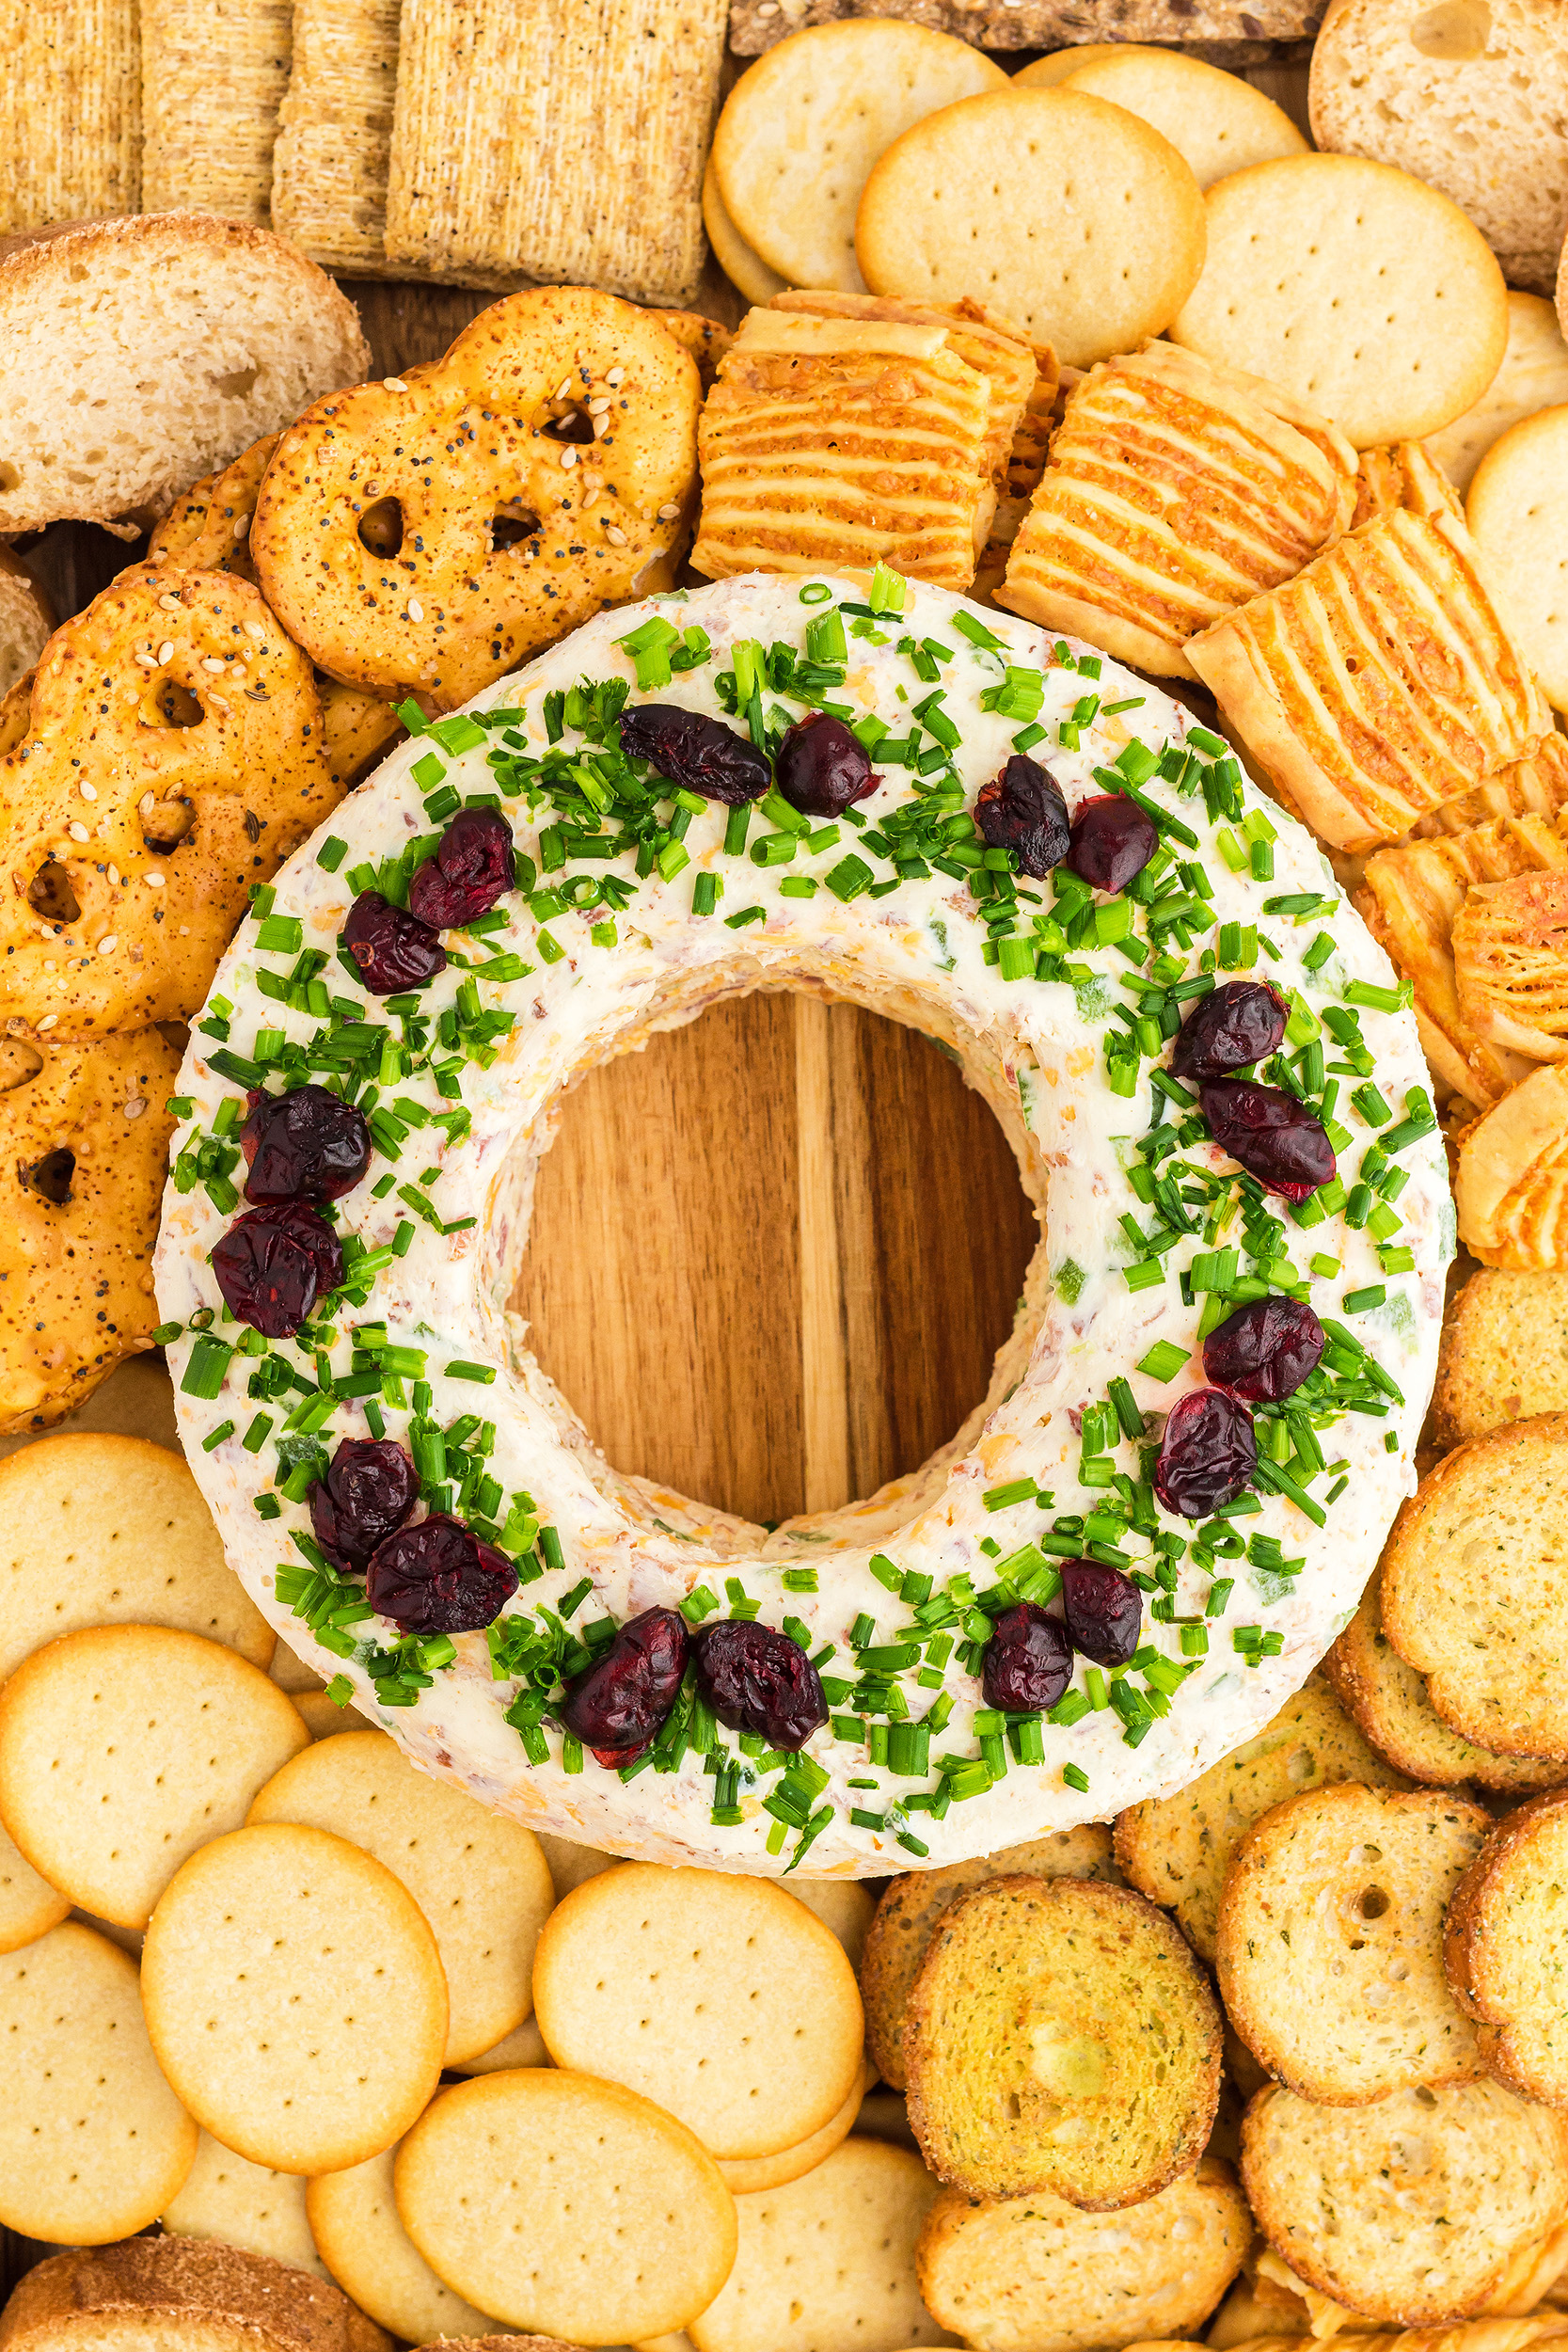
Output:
[
  {"xmin": 1115, "ymin": 1678, "xmax": 1407, "ymax": 1965},
  {"xmin": 1468, "ymin": 406, "xmax": 1568, "ymax": 717},
  {"xmin": 141, "ymin": 0, "xmax": 293, "ymax": 221},
  {"xmin": 1457, "ymin": 1065, "xmax": 1568, "ymax": 1268},
  {"xmin": 1430, "ymin": 295, "xmax": 1568, "ymax": 498},
  {"xmin": 163, "ymin": 2132, "xmax": 328, "ymax": 2280},
  {"xmin": 0, "ymin": 1, "xmax": 139, "ymax": 230},
  {"xmin": 1242, "ymin": 2080, "xmax": 1568, "ymax": 2325},
  {"xmin": 142, "ymin": 1822, "xmax": 447, "ymax": 2175},
  {"xmin": 702, "ymin": 160, "xmax": 787, "ymax": 305},
  {"xmin": 271, "ymin": 0, "xmax": 401, "ymax": 277},
  {"xmin": 394, "ymin": 2070, "xmax": 737, "ymax": 2344},
  {"xmin": 1172, "ymin": 156, "xmax": 1508, "ymax": 450},
  {"xmin": 916, "ymin": 2158, "xmax": 1251, "ymax": 2352},
  {"xmin": 1434, "ymin": 1268, "xmax": 1568, "ymax": 1447},
  {"xmin": 1217, "ymin": 1784, "xmax": 1489, "ymax": 2105},
  {"xmin": 0, "ymin": 1920, "xmax": 197, "ymax": 2242},
  {"xmin": 0, "ymin": 1432, "xmax": 273, "ymax": 1677},
  {"xmin": 1056, "ymin": 49, "xmax": 1307, "ymax": 189},
  {"xmin": 247, "ymin": 1728, "xmax": 553, "ymax": 2066},
  {"xmin": 713, "ymin": 22, "xmax": 1005, "ymax": 294},
  {"xmin": 307, "ymin": 2141, "xmax": 498, "ymax": 2341},
  {"xmin": 532, "ymin": 1860, "xmax": 863, "ymax": 2159},
  {"xmin": 856, "ymin": 87, "xmax": 1206, "ymax": 370},
  {"xmin": 1446, "ymin": 1789, "xmax": 1568, "ymax": 2106},
  {"xmin": 0, "ymin": 1625, "xmax": 307, "ymax": 1929}
]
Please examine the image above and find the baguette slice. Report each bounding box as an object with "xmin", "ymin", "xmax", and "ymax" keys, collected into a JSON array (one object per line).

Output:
[
  {"xmin": 1446, "ymin": 1788, "xmax": 1568, "ymax": 2106},
  {"xmin": 0, "ymin": 2240, "xmax": 391, "ymax": 2352},
  {"xmin": 0, "ymin": 214, "xmax": 369, "ymax": 532},
  {"xmin": 1433, "ymin": 1268, "xmax": 1568, "ymax": 1449}
]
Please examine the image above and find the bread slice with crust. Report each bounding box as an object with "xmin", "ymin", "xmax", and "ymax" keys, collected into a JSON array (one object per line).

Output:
[
  {"xmin": 0, "ymin": 2239, "xmax": 391, "ymax": 2352},
  {"xmin": 861, "ymin": 1826, "xmax": 1117, "ymax": 2090},
  {"xmin": 1242, "ymin": 2081, "xmax": 1568, "ymax": 2326},
  {"xmin": 1434, "ymin": 1269, "xmax": 1568, "ymax": 1448},
  {"xmin": 1115, "ymin": 1678, "xmax": 1409, "ymax": 1965},
  {"xmin": 1216, "ymin": 1784, "xmax": 1489, "ymax": 2104},
  {"xmin": 1446, "ymin": 1788, "xmax": 1568, "ymax": 2106},
  {"xmin": 905, "ymin": 1874, "xmax": 1221, "ymax": 2209}
]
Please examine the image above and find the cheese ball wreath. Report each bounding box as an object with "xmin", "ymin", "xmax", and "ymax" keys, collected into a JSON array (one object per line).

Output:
[
  {"xmin": 156, "ymin": 572, "xmax": 1449, "ymax": 1874},
  {"xmin": 250, "ymin": 288, "xmax": 702, "ymax": 716}
]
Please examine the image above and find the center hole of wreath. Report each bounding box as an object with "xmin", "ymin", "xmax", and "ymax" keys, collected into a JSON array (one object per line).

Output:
[{"xmin": 515, "ymin": 997, "xmax": 1037, "ymax": 1528}]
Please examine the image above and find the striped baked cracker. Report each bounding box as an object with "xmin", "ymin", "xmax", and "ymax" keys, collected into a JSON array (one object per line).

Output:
[
  {"xmin": 689, "ymin": 309, "xmax": 993, "ymax": 591},
  {"xmin": 141, "ymin": 0, "xmax": 292, "ymax": 222},
  {"xmin": 271, "ymin": 0, "xmax": 401, "ymax": 276},
  {"xmin": 999, "ymin": 342, "xmax": 1356, "ymax": 680},
  {"xmin": 0, "ymin": 0, "xmax": 140, "ymax": 230},
  {"xmin": 385, "ymin": 0, "xmax": 726, "ymax": 303},
  {"xmin": 1353, "ymin": 439, "xmax": 1465, "ymax": 529},
  {"xmin": 1187, "ymin": 507, "xmax": 1552, "ymax": 854}
]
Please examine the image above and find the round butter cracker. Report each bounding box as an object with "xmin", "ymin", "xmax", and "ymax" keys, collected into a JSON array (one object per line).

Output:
[
  {"xmin": 702, "ymin": 159, "xmax": 787, "ymax": 306},
  {"xmin": 1467, "ymin": 403, "xmax": 1568, "ymax": 716},
  {"xmin": 1430, "ymin": 293, "xmax": 1568, "ymax": 497},
  {"xmin": 1054, "ymin": 49, "xmax": 1307, "ymax": 188},
  {"xmin": 308, "ymin": 2139, "xmax": 499, "ymax": 2342},
  {"xmin": 163, "ymin": 2128, "xmax": 329, "ymax": 2280}
]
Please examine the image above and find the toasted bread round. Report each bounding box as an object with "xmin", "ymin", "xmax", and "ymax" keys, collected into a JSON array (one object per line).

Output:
[
  {"xmin": 905, "ymin": 1875, "xmax": 1221, "ymax": 2209},
  {"xmin": 0, "ymin": 1624, "xmax": 309, "ymax": 1928},
  {"xmin": 1216, "ymin": 1784, "xmax": 1489, "ymax": 2105},
  {"xmin": 307, "ymin": 2141, "xmax": 499, "ymax": 2342},
  {"xmin": 1324, "ymin": 1575, "xmax": 1568, "ymax": 1795},
  {"xmin": 1242, "ymin": 2080, "xmax": 1568, "ymax": 2324},
  {"xmin": 162, "ymin": 2129, "xmax": 328, "ymax": 2280},
  {"xmin": 1382, "ymin": 1416, "xmax": 1568, "ymax": 1759},
  {"xmin": 916, "ymin": 2156, "xmax": 1251, "ymax": 2352},
  {"xmin": 1115, "ymin": 1678, "xmax": 1408, "ymax": 1964},
  {"xmin": 0, "ymin": 2238, "xmax": 391, "ymax": 2352},
  {"xmin": 1054, "ymin": 49, "xmax": 1307, "ymax": 188},
  {"xmin": 142, "ymin": 1822, "xmax": 447, "ymax": 2175},
  {"xmin": 1446, "ymin": 1788, "xmax": 1568, "ymax": 2106},
  {"xmin": 1434, "ymin": 1268, "xmax": 1568, "ymax": 1447},
  {"xmin": 1468, "ymin": 405, "xmax": 1568, "ymax": 716},
  {"xmin": 862, "ymin": 1826, "xmax": 1117, "ymax": 2090}
]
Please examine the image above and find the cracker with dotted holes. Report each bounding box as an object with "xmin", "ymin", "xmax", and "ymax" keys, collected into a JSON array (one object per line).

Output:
[
  {"xmin": 307, "ymin": 2140, "xmax": 499, "ymax": 2342},
  {"xmin": 1054, "ymin": 49, "xmax": 1307, "ymax": 189},
  {"xmin": 702, "ymin": 159, "xmax": 788, "ymax": 306},
  {"xmin": 0, "ymin": 1816, "xmax": 68, "ymax": 1953},
  {"xmin": 0, "ymin": 564, "xmax": 344, "ymax": 1040},
  {"xmin": 449, "ymin": 2012, "xmax": 548, "ymax": 2074},
  {"xmin": 247, "ymin": 1728, "xmax": 554, "ymax": 2065},
  {"xmin": 1467, "ymin": 405, "xmax": 1568, "ymax": 719},
  {"xmin": 1170, "ymin": 154, "xmax": 1508, "ymax": 451},
  {"xmin": 854, "ymin": 87, "xmax": 1207, "ymax": 371},
  {"xmin": 715, "ymin": 2059, "xmax": 874, "ymax": 2196},
  {"xmin": 394, "ymin": 2070, "xmax": 737, "ymax": 2343},
  {"xmin": 0, "ymin": 1919, "xmax": 198, "ymax": 2242},
  {"xmin": 250, "ymin": 287, "xmax": 700, "ymax": 716},
  {"xmin": 712, "ymin": 22, "xmax": 1005, "ymax": 294},
  {"xmin": 531, "ymin": 1860, "xmax": 863, "ymax": 2159},
  {"xmin": 142, "ymin": 1820, "xmax": 447, "ymax": 2175},
  {"xmin": 785, "ymin": 1878, "xmax": 876, "ymax": 1976},
  {"xmin": 0, "ymin": 1625, "xmax": 309, "ymax": 1929},
  {"xmin": 536, "ymin": 1829, "xmax": 623, "ymax": 1897},
  {"xmin": 1430, "ymin": 294, "xmax": 1568, "ymax": 499},
  {"xmin": 0, "ymin": 1432, "xmax": 275, "ymax": 1677},
  {"xmin": 688, "ymin": 2138, "xmax": 948, "ymax": 2352},
  {"xmin": 163, "ymin": 2129, "xmax": 330, "ymax": 2280},
  {"xmin": 0, "ymin": 1036, "xmax": 181, "ymax": 1433}
]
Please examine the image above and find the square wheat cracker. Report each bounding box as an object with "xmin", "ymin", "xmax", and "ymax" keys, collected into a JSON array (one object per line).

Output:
[
  {"xmin": 271, "ymin": 0, "xmax": 401, "ymax": 276},
  {"xmin": 140, "ymin": 0, "xmax": 293, "ymax": 222},
  {"xmin": 0, "ymin": 0, "xmax": 139, "ymax": 230}
]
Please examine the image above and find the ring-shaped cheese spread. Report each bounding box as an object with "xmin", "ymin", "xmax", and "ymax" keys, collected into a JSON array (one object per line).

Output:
[{"xmin": 155, "ymin": 572, "xmax": 1450, "ymax": 1875}]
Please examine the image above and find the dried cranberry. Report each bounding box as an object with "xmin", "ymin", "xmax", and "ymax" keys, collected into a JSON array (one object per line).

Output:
[
  {"xmin": 211, "ymin": 1202, "xmax": 343, "ymax": 1337},
  {"xmin": 309, "ymin": 1437, "xmax": 419, "ymax": 1573},
  {"xmin": 561, "ymin": 1606, "xmax": 689, "ymax": 1769},
  {"xmin": 975, "ymin": 755, "xmax": 1070, "ymax": 879},
  {"xmin": 1154, "ymin": 1389, "xmax": 1257, "ymax": 1520},
  {"xmin": 241, "ymin": 1084, "xmax": 371, "ymax": 1206},
  {"xmin": 342, "ymin": 891, "xmax": 446, "ymax": 995},
  {"xmin": 1200, "ymin": 1077, "xmax": 1336, "ymax": 1202},
  {"xmin": 1067, "ymin": 795, "xmax": 1158, "ymax": 891},
  {"xmin": 1060, "ymin": 1561, "xmax": 1142, "ymax": 1667},
  {"xmin": 1172, "ymin": 980, "xmax": 1289, "ymax": 1082},
  {"xmin": 407, "ymin": 808, "xmax": 515, "ymax": 930},
  {"xmin": 1204, "ymin": 1296, "xmax": 1324, "ymax": 1405},
  {"xmin": 774, "ymin": 712, "xmax": 877, "ymax": 818},
  {"xmin": 981, "ymin": 1602, "xmax": 1072, "ymax": 1714},
  {"xmin": 366, "ymin": 1512, "xmax": 517, "ymax": 1634},
  {"xmin": 694, "ymin": 1618, "xmax": 828, "ymax": 1752},
  {"xmin": 618, "ymin": 704, "xmax": 770, "ymax": 805}
]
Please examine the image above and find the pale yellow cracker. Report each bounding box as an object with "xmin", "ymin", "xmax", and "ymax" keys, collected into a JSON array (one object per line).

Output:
[
  {"xmin": 535, "ymin": 1829, "xmax": 622, "ymax": 1897},
  {"xmin": 786, "ymin": 1879, "xmax": 876, "ymax": 1975},
  {"xmin": 1012, "ymin": 43, "xmax": 1166, "ymax": 87},
  {"xmin": 702, "ymin": 159, "xmax": 788, "ymax": 304},
  {"xmin": 0, "ymin": 0, "xmax": 140, "ymax": 230},
  {"xmin": 1468, "ymin": 405, "xmax": 1568, "ymax": 717},
  {"xmin": 0, "ymin": 1625, "xmax": 308, "ymax": 1929},
  {"xmin": 689, "ymin": 2139, "xmax": 947, "ymax": 2352},
  {"xmin": 142, "ymin": 1822, "xmax": 447, "ymax": 2176},
  {"xmin": 0, "ymin": 1920, "xmax": 197, "ymax": 2242},
  {"xmin": 0, "ymin": 1817, "xmax": 69, "ymax": 1954},
  {"xmin": 716, "ymin": 2061, "xmax": 875, "ymax": 2196},
  {"xmin": 163, "ymin": 2130, "xmax": 329, "ymax": 2280},
  {"xmin": 712, "ymin": 22, "xmax": 1005, "ymax": 294},
  {"xmin": 271, "ymin": 0, "xmax": 401, "ymax": 276},
  {"xmin": 385, "ymin": 0, "xmax": 728, "ymax": 304},
  {"xmin": 1431, "ymin": 294, "xmax": 1568, "ymax": 498},
  {"xmin": 294, "ymin": 1689, "xmax": 374, "ymax": 1738},
  {"xmin": 448, "ymin": 2012, "xmax": 548, "ymax": 2074},
  {"xmin": 248, "ymin": 1731, "xmax": 551, "ymax": 2066},
  {"xmin": 1057, "ymin": 50, "xmax": 1307, "ymax": 189},
  {"xmin": 856, "ymin": 87, "xmax": 1206, "ymax": 371},
  {"xmin": 1172, "ymin": 155, "xmax": 1508, "ymax": 450},
  {"xmin": 533, "ymin": 1859, "xmax": 863, "ymax": 2159},
  {"xmin": 140, "ymin": 0, "xmax": 293, "ymax": 222},
  {"xmin": 308, "ymin": 2141, "xmax": 498, "ymax": 2341},
  {"xmin": 394, "ymin": 2070, "xmax": 737, "ymax": 2343}
]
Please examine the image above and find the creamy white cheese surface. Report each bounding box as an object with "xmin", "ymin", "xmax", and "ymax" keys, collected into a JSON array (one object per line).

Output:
[{"xmin": 155, "ymin": 573, "xmax": 1450, "ymax": 1876}]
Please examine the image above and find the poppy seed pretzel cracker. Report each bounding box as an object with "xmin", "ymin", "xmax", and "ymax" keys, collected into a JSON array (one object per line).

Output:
[
  {"xmin": 0, "ymin": 565, "xmax": 344, "ymax": 1040},
  {"xmin": 251, "ymin": 286, "xmax": 701, "ymax": 715}
]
